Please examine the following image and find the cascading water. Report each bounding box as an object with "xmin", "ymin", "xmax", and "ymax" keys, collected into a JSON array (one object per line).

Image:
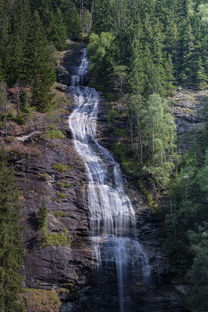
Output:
[{"xmin": 68, "ymin": 49, "xmax": 151, "ymax": 312}]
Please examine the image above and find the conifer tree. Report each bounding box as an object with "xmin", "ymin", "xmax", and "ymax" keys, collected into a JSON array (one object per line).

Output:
[
  {"xmin": 0, "ymin": 152, "xmax": 23, "ymax": 312},
  {"xmin": 24, "ymin": 11, "xmax": 55, "ymax": 111},
  {"xmin": 196, "ymin": 56, "xmax": 208, "ymax": 89},
  {"xmin": 48, "ymin": 8, "xmax": 67, "ymax": 50}
]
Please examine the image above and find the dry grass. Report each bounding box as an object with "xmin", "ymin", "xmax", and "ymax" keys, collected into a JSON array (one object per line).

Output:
[
  {"xmin": 21, "ymin": 289, "xmax": 61, "ymax": 312},
  {"xmin": 4, "ymin": 141, "xmax": 42, "ymax": 157}
]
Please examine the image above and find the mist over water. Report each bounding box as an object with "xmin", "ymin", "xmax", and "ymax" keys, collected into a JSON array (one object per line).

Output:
[{"xmin": 68, "ymin": 49, "xmax": 151, "ymax": 312}]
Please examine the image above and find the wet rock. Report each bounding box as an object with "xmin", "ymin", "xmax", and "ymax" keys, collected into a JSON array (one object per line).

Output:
[
  {"xmin": 56, "ymin": 65, "xmax": 71, "ymax": 85},
  {"xmin": 55, "ymin": 83, "xmax": 68, "ymax": 92}
]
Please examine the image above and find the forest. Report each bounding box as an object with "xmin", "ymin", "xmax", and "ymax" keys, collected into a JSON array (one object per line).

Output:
[{"xmin": 0, "ymin": 0, "xmax": 208, "ymax": 311}]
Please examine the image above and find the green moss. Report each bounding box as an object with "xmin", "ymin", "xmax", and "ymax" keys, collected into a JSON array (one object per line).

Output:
[
  {"xmin": 45, "ymin": 130, "xmax": 65, "ymax": 139},
  {"xmin": 56, "ymin": 191, "xmax": 66, "ymax": 199},
  {"xmin": 55, "ymin": 181, "xmax": 73, "ymax": 188},
  {"xmin": 38, "ymin": 173, "xmax": 50, "ymax": 181},
  {"xmin": 21, "ymin": 288, "xmax": 61, "ymax": 312},
  {"xmin": 52, "ymin": 211, "xmax": 69, "ymax": 218},
  {"xmin": 41, "ymin": 229, "xmax": 72, "ymax": 247},
  {"xmin": 53, "ymin": 163, "xmax": 71, "ymax": 172},
  {"xmin": 62, "ymin": 282, "xmax": 75, "ymax": 290}
]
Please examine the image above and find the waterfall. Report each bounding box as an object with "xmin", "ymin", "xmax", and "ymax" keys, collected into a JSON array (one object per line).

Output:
[{"xmin": 68, "ymin": 48, "xmax": 151, "ymax": 312}]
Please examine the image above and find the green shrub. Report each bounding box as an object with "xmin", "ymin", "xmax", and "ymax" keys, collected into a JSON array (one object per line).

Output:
[
  {"xmin": 55, "ymin": 181, "xmax": 73, "ymax": 188},
  {"xmin": 4, "ymin": 136, "xmax": 15, "ymax": 143},
  {"xmin": 16, "ymin": 113, "xmax": 26, "ymax": 125},
  {"xmin": 41, "ymin": 229, "xmax": 72, "ymax": 247},
  {"xmin": 37, "ymin": 203, "xmax": 48, "ymax": 230},
  {"xmin": 56, "ymin": 191, "xmax": 66, "ymax": 199},
  {"xmin": 53, "ymin": 163, "xmax": 71, "ymax": 172},
  {"xmin": 38, "ymin": 173, "xmax": 50, "ymax": 181},
  {"xmin": 45, "ymin": 130, "xmax": 65, "ymax": 139},
  {"xmin": 52, "ymin": 211, "xmax": 69, "ymax": 218}
]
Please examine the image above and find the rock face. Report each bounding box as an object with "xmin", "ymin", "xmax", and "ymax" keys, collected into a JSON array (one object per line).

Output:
[
  {"xmin": 1, "ymin": 75, "xmax": 94, "ymax": 309},
  {"xmin": 170, "ymin": 88, "xmax": 208, "ymax": 151},
  {"xmin": 3, "ymin": 103, "xmax": 95, "ymax": 292},
  {"xmin": 18, "ymin": 136, "xmax": 93, "ymax": 290}
]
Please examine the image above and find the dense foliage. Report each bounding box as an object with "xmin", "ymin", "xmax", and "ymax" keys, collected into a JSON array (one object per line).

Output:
[
  {"xmin": 87, "ymin": 0, "xmax": 208, "ymax": 189},
  {"xmin": 0, "ymin": 0, "xmax": 81, "ymax": 112},
  {"xmin": 87, "ymin": 1, "xmax": 208, "ymax": 311},
  {"xmin": 163, "ymin": 118, "xmax": 208, "ymax": 312},
  {"xmin": 0, "ymin": 153, "xmax": 23, "ymax": 311}
]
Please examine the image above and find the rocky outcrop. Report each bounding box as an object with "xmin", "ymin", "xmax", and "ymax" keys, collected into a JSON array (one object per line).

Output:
[
  {"xmin": 8, "ymin": 106, "xmax": 94, "ymax": 292},
  {"xmin": 18, "ymin": 134, "xmax": 93, "ymax": 290},
  {"xmin": 0, "ymin": 79, "xmax": 94, "ymax": 310},
  {"xmin": 56, "ymin": 42, "xmax": 89, "ymax": 86},
  {"xmin": 170, "ymin": 88, "xmax": 208, "ymax": 151}
]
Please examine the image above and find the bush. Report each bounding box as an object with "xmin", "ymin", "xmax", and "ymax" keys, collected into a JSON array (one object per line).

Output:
[
  {"xmin": 41, "ymin": 229, "xmax": 71, "ymax": 247},
  {"xmin": 53, "ymin": 163, "xmax": 71, "ymax": 172},
  {"xmin": 15, "ymin": 113, "xmax": 26, "ymax": 125},
  {"xmin": 56, "ymin": 191, "xmax": 66, "ymax": 199},
  {"xmin": 55, "ymin": 181, "xmax": 73, "ymax": 188},
  {"xmin": 38, "ymin": 173, "xmax": 50, "ymax": 181},
  {"xmin": 52, "ymin": 211, "xmax": 69, "ymax": 218},
  {"xmin": 45, "ymin": 130, "xmax": 65, "ymax": 139},
  {"xmin": 37, "ymin": 203, "xmax": 48, "ymax": 230}
]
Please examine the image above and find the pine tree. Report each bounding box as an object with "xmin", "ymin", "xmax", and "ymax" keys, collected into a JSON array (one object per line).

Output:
[
  {"xmin": 0, "ymin": 152, "xmax": 23, "ymax": 312},
  {"xmin": 93, "ymin": 0, "xmax": 113, "ymax": 33},
  {"xmin": 196, "ymin": 56, "xmax": 208, "ymax": 89},
  {"xmin": 24, "ymin": 11, "xmax": 55, "ymax": 111},
  {"xmin": 48, "ymin": 8, "xmax": 67, "ymax": 50},
  {"xmin": 142, "ymin": 94, "xmax": 176, "ymax": 186},
  {"xmin": 63, "ymin": 1, "xmax": 81, "ymax": 39}
]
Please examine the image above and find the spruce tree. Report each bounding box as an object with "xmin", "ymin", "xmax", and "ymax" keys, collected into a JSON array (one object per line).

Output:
[
  {"xmin": 196, "ymin": 56, "xmax": 208, "ymax": 89},
  {"xmin": 24, "ymin": 11, "xmax": 55, "ymax": 111},
  {"xmin": 48, "ymin": 8, "xmax": 67, "ymax": 50},
  {"xmin": 0, "ymin": 152, "xmax": 23, "ymax": 312}
]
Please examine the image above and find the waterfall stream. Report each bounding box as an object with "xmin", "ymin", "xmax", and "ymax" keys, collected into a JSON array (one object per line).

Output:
[{"xmin": 68, "ymin": 49, "xmax": 151, "ymax": 312}]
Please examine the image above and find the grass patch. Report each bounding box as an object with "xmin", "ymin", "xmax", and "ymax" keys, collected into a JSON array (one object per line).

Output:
[
  {"xmin": 4, "ymin": 136, "xmax": 15, "ymax": 143},
  {"xmin": 45, "ymin": 130, "xmax": 65, "ymax": 139},
  {"xmin": 52, "ymin": 211, "xmax": 69, "ymax": 218},
  {"xmin": 21, "ymin": 288, "xmax": 61, "ymax": 312},
  {"xmin": 41, "ymin": 228, "xmax": 72, "ymax": 247},
  {"xmin": 55, "ymin": 181, "xmax": 73, "ymax": 188},
  {"xmin": 56, "ymin": 191, "xmax": 66, "ymax": 199},
  {"xmin": 38, "ymin": 173, "xmax": 50, "ymax": 181},
  {"xmin": 53, "ymin": 163, "xmax": 71, "ymax": 172}
]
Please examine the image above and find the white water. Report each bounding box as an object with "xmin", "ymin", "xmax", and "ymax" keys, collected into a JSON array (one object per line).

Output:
[{"xmin": 68, "ymin": 49, "xmax": 151, "ymax": 312}]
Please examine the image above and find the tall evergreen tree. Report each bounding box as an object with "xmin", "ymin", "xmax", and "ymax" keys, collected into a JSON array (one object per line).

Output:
[
  {"xmin": 0, "ymin": 153, "xmax": 23, "ymax": 312},
  {"xmin": 24, "ymin": 11, "xmax": 55, "ymax": 111},
  {"xmin": 48, "ymin": 8, "xmax": 67, "ymax": 50}
]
